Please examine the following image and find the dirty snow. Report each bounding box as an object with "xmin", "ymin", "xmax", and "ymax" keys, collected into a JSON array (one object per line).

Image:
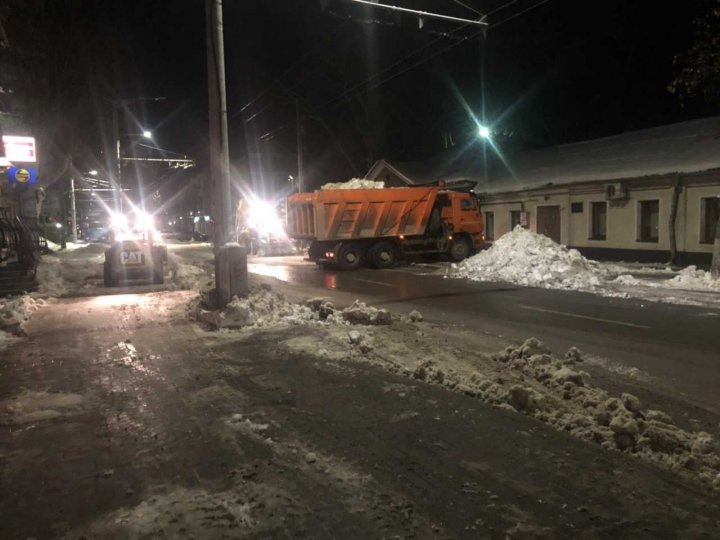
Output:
[
  {"xmin": 193, "ymin": 288, "xmax": 395, "ymax": 332},
  {"xmin": 46, "ymin": 239, "xmax": 90, "ymax": 252},
  {"xmin": 0, "ymin": 295, "xmax": 46, "ymax": 335},
  {"xmin": 273, "ymin": 312, "xmax": 720, "ymax": 489},
  {"xmin": 452, "ymin": 227, "xmax": 720, "ymax": 307},
  {"xmin": 0, "ymin": 329, "xmax": 17, "ymax": 350},
  {"xmin": 320, "ymin": 178, "xmax": 385, "ymax": 190},
  {"xmin": 35, "ymin": 244, "xmax": 105, "ymax": 297},
  {"xmin": 167, "ymin": 251, "xmax": 213, "ymax": 291},
  {"xmin": 0, "ymin": 390, "xmax": 84, "ymax": 424},
  {"xmin": 454, "ymin": 226, "xmax": 602, "ymax": 290}
]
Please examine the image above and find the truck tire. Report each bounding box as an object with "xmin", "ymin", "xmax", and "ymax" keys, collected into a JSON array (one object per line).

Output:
[
  {"xmin": 370, "ymin": 241, "xmax": 397, "ymax": 269},
  {"xmin": 449, "ymin": 237, "xmax": 472, "ymax": 262},
  {"xmin": 336, "ymin": 242, "xmax": 364, "ymax": 271}
]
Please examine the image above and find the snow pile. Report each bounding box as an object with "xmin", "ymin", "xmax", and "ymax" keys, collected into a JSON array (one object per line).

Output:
[
  {"xmin": 46, "ymin": 240, "xmax": 94, "ymax": 253},
  {"xmin": 484, "ymin": 340, "xmax": 720, "ymax": 487},
  {"xmin": 195, "ymin": 288, "xmax": 397, "ymax": 331},
  {"xmin": 167, "ymin": 252, "xmax": 213, "ymax": 291},
  {"xmin": 0, "ymin": 295, "xmax": 46, "ymax": 335},
  {"xmin": 34, "ymin": 250, "xmax": 104, "ymax": 297},
  {"xmin": 321, "ymin": 178, "xmax": 385, "ymax": 190},
  {"xmin": 339, "ymin": 300, "xmax": 392, "ymax": 325},
  {"xmin": 35, "ymin": 257, "xmax": 69, "ymax": 296},
  {"xmin": 454, "ymin": 226, "xmax": 602, "ymax": 290},
  {"xmin": 283, "ymin": 321, "xmax": 720, "ymax": 488},
  {"xmin": 664, "ymin": 266, "xmax": 720, "ymax": 291},
  {"xmin": 219, "ymin": 290, "xmax": 319, "ymax": 329}
]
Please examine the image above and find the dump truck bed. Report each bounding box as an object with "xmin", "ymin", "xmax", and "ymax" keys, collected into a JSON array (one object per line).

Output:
[{"xmin": 287, "ymin": 186, "xmax": 441, "ymax": 241}]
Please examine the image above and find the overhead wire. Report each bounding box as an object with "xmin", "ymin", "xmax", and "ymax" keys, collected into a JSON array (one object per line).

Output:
[
  {"xmin": 231, "ymin": 15, "xmax": 352, "ymax": 121},
  {"xmin": 452, "ymin": 0, "xmax": 485, "ymax": 17},
  {"xmin": 258, "ymin": 0, "xmax": 550, "ymax": 142},
  {"xmin": 260, "ymin": 20, "xmax": 474, "ymax": 141}
]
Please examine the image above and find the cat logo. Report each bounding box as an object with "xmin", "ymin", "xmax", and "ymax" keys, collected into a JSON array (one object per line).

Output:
[{"xmin": 120, "ymin": 250, "xmax": 144, "ymax": 265}]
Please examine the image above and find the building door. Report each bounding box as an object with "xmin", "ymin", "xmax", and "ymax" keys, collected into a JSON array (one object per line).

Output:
[{"xmin": 537, "ymin": 205, "xmax": 561, "ymax": 243}]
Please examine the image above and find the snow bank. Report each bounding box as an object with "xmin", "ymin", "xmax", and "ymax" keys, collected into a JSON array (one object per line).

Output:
[
  {"xmin": 454, "ymin": 226, "xmax": 602, "ymax": 290},
  {"xmin": 35, "ymin": 250, "xmax": 104, "ymax": 297},
  {"xmin": 194, "ymin": 287, "xmax": 397, "ymax": 332},
  {"xmin": 283, "ymin": 321, "xmax": 720, "ymax": 489},
  {"xmin": 451, "ymin": 228, "xmax": 720, "ymax": 306},
  {"xmin": 0, "ymin": 295, "xmax": 46, "ymax": 335},
  {"xmin": 46, "ymin": 241, "xmax": 96, "ymax": 253},
  {"xmin": 167, "ymin": 252, "xmax": 213, "ymax": 291},
  {"xmin": 665, "ymin": 266, "xmax": 720, "ymax": 291},
  {"xmin": 320, "ymin": 178, "xmax": 385, "ymax": 190}
]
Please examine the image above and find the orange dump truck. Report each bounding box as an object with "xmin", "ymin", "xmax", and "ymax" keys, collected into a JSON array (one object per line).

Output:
[{"xmin": 286, "ymin": 184, "xmax": 484, "ymax": 270}]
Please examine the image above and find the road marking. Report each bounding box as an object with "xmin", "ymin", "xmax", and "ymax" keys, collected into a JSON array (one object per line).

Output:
[
  {"xmin": 518, "ymin": 304, "xmax": 651, "ymax": 329},
  {"xmin": 354, "ymin": 277, "xmax": 397, "ymax": 288}
]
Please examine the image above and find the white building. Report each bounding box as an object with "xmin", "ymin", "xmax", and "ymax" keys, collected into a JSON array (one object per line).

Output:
[{"xmin": 367, "ymin": 116, "xmax": 720, "ymax": 266}]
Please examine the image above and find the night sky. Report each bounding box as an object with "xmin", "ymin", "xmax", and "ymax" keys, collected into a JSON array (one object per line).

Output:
[{"xmin": 5, "ymin": 0, "xmax": 717, "ymax": 197}]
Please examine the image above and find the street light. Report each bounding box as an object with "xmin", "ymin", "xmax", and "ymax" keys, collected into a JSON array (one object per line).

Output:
[
  {"xmin": 478, "ymin": 125, "xmax": 491, "ymax": 139},
  {"xmin": 142, "ymin": 130, "xmax": 153, "ymax": 139},
  {"xmin": 109, "ymin": 96, "xmax": 165, "ymax": 211}
]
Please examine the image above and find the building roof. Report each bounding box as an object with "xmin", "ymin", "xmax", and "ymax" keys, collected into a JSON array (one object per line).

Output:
[{"xmin": 368, "ymin": 116, "xmax": 720, "ymax": 194}]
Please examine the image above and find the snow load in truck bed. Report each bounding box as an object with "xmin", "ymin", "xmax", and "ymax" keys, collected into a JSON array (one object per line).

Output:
[
  {"xmin": 453, "ymin": 226, "xmax": 602, "ymax": 290},
  {"xmin": 320, "ymin": 178, "xmax": 385, "ymax": 190}
]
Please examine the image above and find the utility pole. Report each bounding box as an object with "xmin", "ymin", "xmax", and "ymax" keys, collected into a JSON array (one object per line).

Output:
[
  {"xmin": 108, "ymin": 96, "xmax": 165, "ymax": 213},
  {"xmin": 296, "ymin": 99, "xmax": 304, "ymax": 194},
  {"xmin": 207, "ymin": 0, "xmax": 247, "ymax": 305},
  {"xmin": 70, "ymin": 176, "xmax": 78, "ymax": 243},
  {"xmin": 112, "ymin": 104, "xmax": 122, "ymax": 212}
]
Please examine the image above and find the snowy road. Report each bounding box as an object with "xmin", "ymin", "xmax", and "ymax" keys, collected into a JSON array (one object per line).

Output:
[
  {"xmin": 247, "ymin": 254, "xmax": 720, "ymax": 425},
  {"xmin": 1, "ymin": 291, "xmax": 719, "ymax": 537}
]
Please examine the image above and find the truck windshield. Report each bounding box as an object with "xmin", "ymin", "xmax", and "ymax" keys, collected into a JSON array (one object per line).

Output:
[{"xmin": 460, "ymin": 199, "xmax": 477, "ymax": 211}]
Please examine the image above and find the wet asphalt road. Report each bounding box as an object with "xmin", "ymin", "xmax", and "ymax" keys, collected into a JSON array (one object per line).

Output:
[{"xmin": 245, "ymin": 255, "xmax": 720, "ymax": 417}]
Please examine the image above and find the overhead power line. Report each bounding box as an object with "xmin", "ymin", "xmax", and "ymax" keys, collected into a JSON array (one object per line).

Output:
[
  {"xmin": 259, "ymin": 0, "xmax": 550, "ymax": 142},
  {"xmin": 350, "ymin": 0, "xmax": 487, "ymax": 26},
  {"xmin": 452, "ymin": 0, "xmax": 484, "ymax": 17}
]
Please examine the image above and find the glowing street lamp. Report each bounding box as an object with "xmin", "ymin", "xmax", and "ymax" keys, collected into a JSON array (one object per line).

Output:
[
  {"xmin": 478, "ymin": 125, "xmax": 491, "ymax": 139},
  {"xmin": 142, "ymin": 130, "xmax": 153, "ymax": 139}
]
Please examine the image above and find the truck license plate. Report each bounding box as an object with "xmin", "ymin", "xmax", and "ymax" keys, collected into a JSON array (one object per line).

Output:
[{"xmin": 120, "ymin": 250, "xmax": 144, "ymax": 265}]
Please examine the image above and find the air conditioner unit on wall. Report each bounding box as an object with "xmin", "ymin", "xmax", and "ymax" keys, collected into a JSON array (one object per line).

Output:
[{"xmin": 604, "ymin": 183, "xmax": 627, "ymax": 200}]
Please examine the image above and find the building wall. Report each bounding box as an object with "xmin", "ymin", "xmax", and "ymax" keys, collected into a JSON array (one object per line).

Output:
[{"xmin": 479, "ymin": 172, "xmax": 720, "ymax": 265}]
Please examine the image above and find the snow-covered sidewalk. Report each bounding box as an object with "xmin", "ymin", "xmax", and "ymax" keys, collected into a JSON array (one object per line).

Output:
[{"xmin": 450, "ymin": 227, "xmax": 720, "ymax": 308}]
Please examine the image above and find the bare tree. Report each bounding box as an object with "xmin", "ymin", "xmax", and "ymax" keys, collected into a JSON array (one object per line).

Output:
[{"xmin": 668, "ymin": 5, "xmax": 720, "ymax": 275}]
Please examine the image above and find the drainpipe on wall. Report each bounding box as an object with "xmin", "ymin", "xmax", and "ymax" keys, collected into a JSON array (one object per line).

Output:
[
  {"xmin": 712, "ymin": 198, "xmax": 720, "ymax": 277},
  {"xmin": 667, "ymin": 176, "xmax": 682, "ymax": 266}
]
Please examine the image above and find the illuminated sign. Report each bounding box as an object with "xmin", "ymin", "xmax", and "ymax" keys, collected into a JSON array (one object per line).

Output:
[
  {"xmin": 2, "ymin": 135, "xmax": 37, "ymax": 162},
  {"xmin": 8, "ymin": 166, "xmax": 38, "ymax": 184}
]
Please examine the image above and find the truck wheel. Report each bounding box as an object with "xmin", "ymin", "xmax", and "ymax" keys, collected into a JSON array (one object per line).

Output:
[
  {"xmin": 336, "ymin": 242, "xmax": 364, "ymax": 271},
  {"xmin": 449, "ymin": 237, "xmax": 472, "ymax": 262},
  {"xmin": 371, "ymin": 241, "xmax": 397, "ymax": 269}
]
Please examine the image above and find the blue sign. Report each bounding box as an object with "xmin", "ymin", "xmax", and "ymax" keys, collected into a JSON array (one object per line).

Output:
[{"xmin": 8, "ymin": 166, "xmax": 38, "ymax": 184}]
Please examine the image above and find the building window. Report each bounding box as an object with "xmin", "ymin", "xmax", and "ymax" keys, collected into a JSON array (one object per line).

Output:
[
  {"xmin": 485, "ymin": 211, "xmax": 494, "ymax": 241},
  {"xmin": 511, "ymin": 210, "xmax": 522, "ymax": 229},
  {"xmin": 571, "ymin": 202, "xmax": 583, "ymax": 213},
  {"xmin": 638, "ymin": 200, "xmax": 659, "ymax": 242},
  {"xmin": 700, "ymin": 197, "xmax": 719, "ymax": 244},
  {"xmin": 590, "ymin": 202, "xmax": 607, "ymax": 240}
]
